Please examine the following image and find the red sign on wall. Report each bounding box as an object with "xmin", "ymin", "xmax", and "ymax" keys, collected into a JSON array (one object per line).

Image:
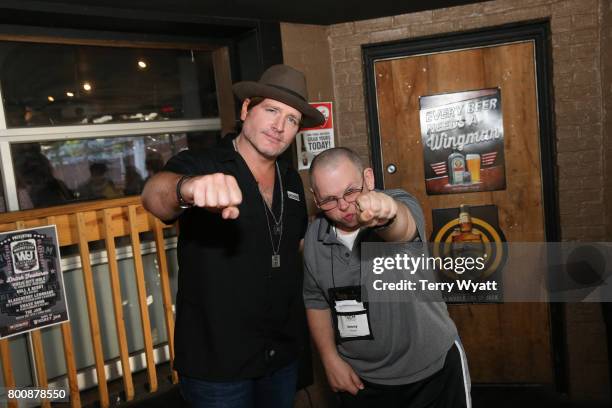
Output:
[{"xmin": 296, "ymin": 102, "xmax": 334, "ymax": 170}]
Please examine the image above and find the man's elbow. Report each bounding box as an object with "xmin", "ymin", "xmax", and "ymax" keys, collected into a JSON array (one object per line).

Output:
[
  {"xmin": 141, "ymin": 181, "xmax": 176, "ymax": 222},
  {"xmin": 140, "ymin": 182, "xmax": 156, "ymax": 213}
]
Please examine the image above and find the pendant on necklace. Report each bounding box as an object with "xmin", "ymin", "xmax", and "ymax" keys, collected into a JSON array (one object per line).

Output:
[
  {"xmin": 272, "ymin": 255, "xmax": 281, "ymax": 268},
  {"xmin": 273, "ymin": 224, "xmax": 282, "ymax": 235}
]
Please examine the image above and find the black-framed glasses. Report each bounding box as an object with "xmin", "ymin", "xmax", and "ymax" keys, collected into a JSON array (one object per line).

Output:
[{"xmin": 315, "ymin": 179, "xmax": 365, "ymax": 211}]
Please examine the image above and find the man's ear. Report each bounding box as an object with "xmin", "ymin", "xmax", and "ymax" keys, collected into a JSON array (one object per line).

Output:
[
  {"xmin": 364, "ymin": 168, "xmax": 376, "ymax": 190},
  {"xmin": 240, "ymin": 99, "xmax": 251, "ymax": 121},
  {"xmin": 309, "ymin": 187, "xmax": 319, "ymax": 208},
  {"xmin": 309, "ymin": 187, "xmax": 318, "ymax": 205}
]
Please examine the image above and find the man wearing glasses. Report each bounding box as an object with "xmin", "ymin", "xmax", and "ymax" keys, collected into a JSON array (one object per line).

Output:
[{"xmin": 303, "ymin": 147, "xmax": 471, "ymax": 408}]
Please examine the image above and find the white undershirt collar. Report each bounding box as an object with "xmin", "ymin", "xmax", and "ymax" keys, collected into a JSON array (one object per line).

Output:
[{"xmin": 333, "ymin": 225, "xmax": 360, "ymax": 251}]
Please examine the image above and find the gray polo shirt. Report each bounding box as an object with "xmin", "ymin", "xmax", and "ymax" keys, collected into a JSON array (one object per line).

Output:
[{"xmin": 303, "ymin": 189, "xmax": 458, "ymax": 385}]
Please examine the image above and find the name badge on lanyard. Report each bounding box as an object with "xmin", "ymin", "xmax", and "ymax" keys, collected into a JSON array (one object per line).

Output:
[
  {"xmin": 328, "ymin": 285, "xmax": 374, "ymax": 342},
  {"xmin": 335, "ymin": 300, "xmax": 371, "ymax": 337}
]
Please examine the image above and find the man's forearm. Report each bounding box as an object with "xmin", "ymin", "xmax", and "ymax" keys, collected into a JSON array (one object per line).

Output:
[
  {"xmin": 377, "ymin": 201, "xmax": 417, "ymax": 242},
  {"xmin": 141, "ymin": 171, "xmax": 184, "ymax": 222},
  {"xmin": 306, "ymin": 308, "xmax": 339, "ymax": 362}
]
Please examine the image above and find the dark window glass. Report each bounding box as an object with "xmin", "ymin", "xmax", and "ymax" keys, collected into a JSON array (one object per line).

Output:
[
  {"xmin": 0, "ymin": 42, "xmax": 218, "ymax": 127},
  {"xmin": 12, "ymin": 131, "xmax": 220, "ymax": 209}
]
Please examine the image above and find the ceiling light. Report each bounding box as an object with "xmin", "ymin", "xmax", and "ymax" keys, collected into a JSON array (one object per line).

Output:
[
  {"xmin": 47, "ymin": 96, "xmax": 55, "ymax": 102},
  {"xmin": 83, "ymin": 82, "xmax": 92, "ymax": 91},
  {"xmin": 66, "ymin": 91, "xmax": 74, "ymax": 97},
  {"xmin": 138, "ymin": 60, "xmax": 147, "ymax": 69}
]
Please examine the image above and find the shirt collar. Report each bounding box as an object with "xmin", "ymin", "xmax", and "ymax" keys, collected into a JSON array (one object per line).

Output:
[
  {"xmin": 317, "ymin": 214, "xmax": 370, "ymax": 246},
  {"xmin": 317, "ymin": 216, "xmax": 334, "ymax": 244},
  {"xmin": 317, "ymin": 216, "xmax": 352, "ymax": 246}
]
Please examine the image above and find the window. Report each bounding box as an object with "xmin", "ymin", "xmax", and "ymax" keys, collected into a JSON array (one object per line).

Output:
[
  {"xmin": 11, "ymin": 130, "xmax": 220, "ymax": 209},
  {"xmin": 0, "ymin": 42, "xmax": 218, "ymax": 128},
  {"xmin": 0, "ymin": 38, "xmax": 228, "ymax": 212}
]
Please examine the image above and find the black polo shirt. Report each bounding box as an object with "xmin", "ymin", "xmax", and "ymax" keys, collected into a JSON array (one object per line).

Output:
[{"xmin": 163, "ymin": 135, "xmax": 308, "ymax": 381}]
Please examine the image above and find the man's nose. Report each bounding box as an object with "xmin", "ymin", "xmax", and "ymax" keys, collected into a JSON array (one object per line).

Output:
[
  {"xmin": 337, "ymin": 197, "xmax": 351, "ymax": 211},
  {"xmin": 272, "ymin": 115, "xmax": 285, "ymax": 132}
]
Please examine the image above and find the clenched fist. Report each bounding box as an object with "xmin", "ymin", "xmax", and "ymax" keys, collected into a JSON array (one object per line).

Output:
[
  {"xmin": 355, "ymin": 191, "xmax": 397, "ymax": 228},
  {"xmin": 181, "ymin": 173, "xmax": 243, "ymax": 219},
  {"xmin": 322, "ymin": 354, "xmax": 364, "ymax": 395}
]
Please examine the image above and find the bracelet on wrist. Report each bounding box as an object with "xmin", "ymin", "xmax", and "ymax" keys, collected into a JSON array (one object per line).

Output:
[{"xmin": 176, "ymin": 175, "xmax": 194, "ymax": 209}]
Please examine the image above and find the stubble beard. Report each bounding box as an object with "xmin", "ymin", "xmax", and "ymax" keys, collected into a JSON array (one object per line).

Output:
[{"xmin": 242, "ymin": 128, "xmax": 292, "ymax": 160}]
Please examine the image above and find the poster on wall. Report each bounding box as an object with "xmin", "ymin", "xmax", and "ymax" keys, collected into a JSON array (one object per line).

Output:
[
  {"xmin": 420, "ymin": 88, "xmax": 506, "ymax": 195},
  {"xmin": 296, "ymin": 102, "xmax": 334, "ymax": 170},
  {"xmin": 0, "ymin": 226, "xmax": 69, "ymax": 338},
  {"xmin": 430, "ymin": 204, "xmax": 507, "ymax": 303}
]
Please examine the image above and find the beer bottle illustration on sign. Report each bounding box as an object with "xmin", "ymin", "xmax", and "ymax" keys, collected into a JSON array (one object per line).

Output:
[
  {"xmin": 447, "ymin": 151, "xmax": 465, "ymax": 185},
  {"xmin": 452, "ymin": 205, "xmax": 483, "ymax": 244},
  {"xmin": 451, "ymin": 204, "xmax": 485, "ymax": 278}
]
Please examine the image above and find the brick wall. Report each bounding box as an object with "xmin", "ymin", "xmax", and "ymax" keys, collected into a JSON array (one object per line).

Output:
[
  {"xmin": 281, "ymin": 0, "xmax": 611, "ymax": 402},
  {"xmin": 327, "ymin": 0, "xmax": 606, "ymax": 243},
  {"xmin": 280, "ymin": 24, "xmax": 339, "ymax": 408},
  {"xmin": 280, "ymin": 23, "xmax": 336, "ymax": 216},
  {"xmin": 327, "ymin": 0, "xmax": 608, "ymax": 402}
]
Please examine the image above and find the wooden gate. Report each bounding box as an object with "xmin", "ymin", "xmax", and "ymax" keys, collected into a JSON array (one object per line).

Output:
[{"xmin": 0, "ymin": 197, "xmax": 176, "ymax": 407}]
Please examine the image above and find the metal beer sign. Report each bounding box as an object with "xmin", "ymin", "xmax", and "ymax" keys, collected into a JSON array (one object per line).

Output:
[
  {"xmin": 0, "ymin": 226, "xmax": 69, "ymax": 338},
  {"xmin": 419, "ymin": 88, "xmax": 506, "ymax": 195}
]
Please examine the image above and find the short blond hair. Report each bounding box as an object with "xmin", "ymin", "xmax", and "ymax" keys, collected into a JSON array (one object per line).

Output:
[{"xmin": 309, "ymin": 147, "xmax": 364, "ymax": 189}]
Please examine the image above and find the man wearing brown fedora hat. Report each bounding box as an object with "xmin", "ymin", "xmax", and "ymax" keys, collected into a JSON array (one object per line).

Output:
[{"xmin": 142, "ymin": 64, "xmax": 324, "ymax": 408}]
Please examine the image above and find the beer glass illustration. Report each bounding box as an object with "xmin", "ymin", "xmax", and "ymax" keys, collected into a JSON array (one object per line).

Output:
[{"xmin": 466, "ymin": 153, "xmax": 481, "ymax": 183}]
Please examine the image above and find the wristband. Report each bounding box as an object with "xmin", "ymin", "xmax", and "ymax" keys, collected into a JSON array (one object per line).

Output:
[{"xmin": 176, "ymin": 175, "xmax": 194, "ymax": 209}]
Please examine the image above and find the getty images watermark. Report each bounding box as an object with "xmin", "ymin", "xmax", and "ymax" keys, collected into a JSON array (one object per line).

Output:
[{"xmin": 360, "ymin": 242, "xmax": 612, "ymax": 303}]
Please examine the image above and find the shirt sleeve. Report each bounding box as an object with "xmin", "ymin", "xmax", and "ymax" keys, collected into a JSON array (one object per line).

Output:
[
  {"xmin": 162, "ymin": 149, "xmax": 202, "ymax": 176},
  {"xmin": 303, "ymin": 259, "xmax": 330, "ymax": 310},
  {"xmin": 303, "ymin": 223, "xmax": 330, "ymax": 309}
]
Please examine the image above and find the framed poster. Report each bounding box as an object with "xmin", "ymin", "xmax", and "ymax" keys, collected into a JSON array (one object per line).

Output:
[
  {"xmin": 0, "ymin": 226, "xmax": 69, "ymax": 338},
  {"xmin": 420, "ymin": 88, "xmax": 506, "ymax": 195},
  {"xmin": 430, "ymin": 204, "xmax": 507, "ymax": 303}
]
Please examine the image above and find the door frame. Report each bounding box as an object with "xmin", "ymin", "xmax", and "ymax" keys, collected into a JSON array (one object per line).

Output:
[{"xmin": 362, "ymin": 20, "xmax": 565, "ymax": 391}]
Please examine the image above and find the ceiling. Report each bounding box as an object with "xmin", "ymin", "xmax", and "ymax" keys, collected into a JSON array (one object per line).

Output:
[{"xmin": 2, "ymin": 0, "xmax": 489, "ymax": 26}]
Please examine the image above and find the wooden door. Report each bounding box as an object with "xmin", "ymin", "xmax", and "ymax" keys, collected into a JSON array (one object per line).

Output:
[{"xmin": 372, "ymin": 41, "xmax": 552, "ymax": 384}]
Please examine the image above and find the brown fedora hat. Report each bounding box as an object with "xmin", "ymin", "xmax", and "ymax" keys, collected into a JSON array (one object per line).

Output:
[{"xmin": 233, "ymin": 64, "xmax": 325, "ymax": 128}]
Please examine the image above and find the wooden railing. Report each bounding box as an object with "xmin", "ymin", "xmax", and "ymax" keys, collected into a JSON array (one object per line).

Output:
[{"xmin": 0, "ymin": 196, "xmax": 177, "ymax": 408}]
